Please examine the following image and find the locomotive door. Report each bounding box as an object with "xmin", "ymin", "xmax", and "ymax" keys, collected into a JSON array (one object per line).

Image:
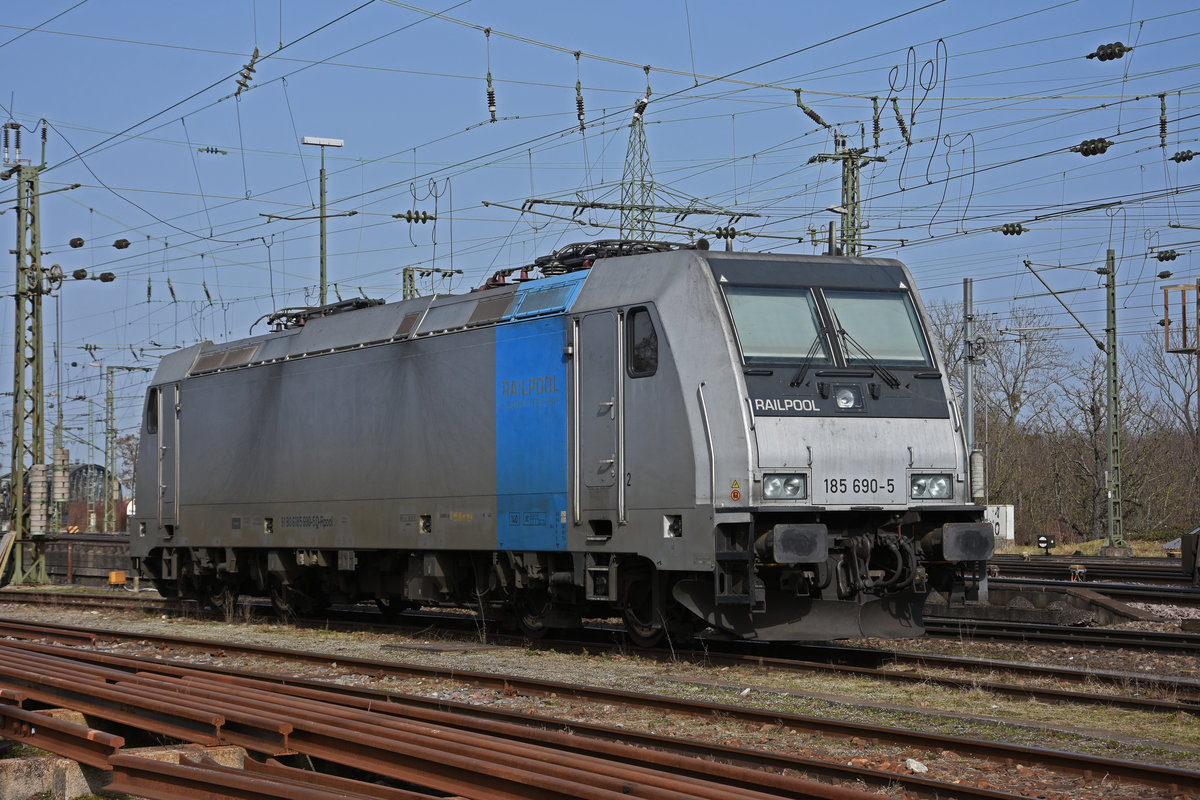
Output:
[
  {"xmin": 157, "ymin": 384, "xmax": 179, "ymax": 529},
  {"xmin": 575, "ymin": 312, "xmax": 620, "ymax": 521}
]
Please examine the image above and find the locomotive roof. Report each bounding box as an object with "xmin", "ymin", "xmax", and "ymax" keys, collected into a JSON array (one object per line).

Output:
[{"xmin": 148, "ymin": 244, "xmax": 915, "ymax": 386}]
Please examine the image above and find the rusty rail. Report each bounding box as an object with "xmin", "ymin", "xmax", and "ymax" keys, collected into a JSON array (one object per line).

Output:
[
  {"xmin": 1, "ymin": 625, "xmax": 1197, "ymax": 798},
  {"xmin": 106, "ymin": 753, "xmax": 433, "ymax": 800},
  {"xmin": 13, "ymin": 620, "xmax": 1194, "ymax": 792},
  {"xmin": 0, "ymin": 618, "xmax": 96, "ymax": 646},
  {"xmin": 0, "ymin": 638, "xmax": 880, "ymax": 800},
  {"xmin": 0, "ymin": 703, "xmax": 123, "ymax": 768}
]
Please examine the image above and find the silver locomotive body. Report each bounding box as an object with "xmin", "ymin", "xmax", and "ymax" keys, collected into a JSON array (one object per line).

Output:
[{"xmin": 131, "ymin": 245, "xmax": 991, "ymax": 642}]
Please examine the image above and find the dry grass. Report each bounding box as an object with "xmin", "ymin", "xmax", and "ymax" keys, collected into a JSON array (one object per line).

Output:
[{"xmin": 993, "ymin": 537, "xmax": 1178, "ymax": 557}]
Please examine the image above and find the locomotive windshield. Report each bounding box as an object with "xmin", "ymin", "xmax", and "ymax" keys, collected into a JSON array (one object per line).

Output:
[
  {"xmin": 723, "ymin": 283, "xmax": 932, "ymax": 367},
  {"xmin": 825, "ymin": 289, "xmax": 932, "ymax": 366},
  {"xmin": 723, "ymin": 286, "xmax": 830, "ymax": 365}
]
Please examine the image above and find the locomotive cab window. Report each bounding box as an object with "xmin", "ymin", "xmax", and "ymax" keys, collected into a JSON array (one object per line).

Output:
[
  {"xmin": 824, "ymin": 289, "xmax": 932, "ymax": 366},
  {"xmin": 145, "ymin": 390, "xmax": 158, "ymax": 434},
  {"xmin": 627, "ymin": 307, "xmax": 658, "ymax": 377},
  {"xmin": 723, "ymin": 286, "xmax": 829, "ymax": 365}
]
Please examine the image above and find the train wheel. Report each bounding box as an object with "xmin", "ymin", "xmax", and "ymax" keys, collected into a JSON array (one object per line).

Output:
[
  {"xmin": 268, "ymin": 580, "xmax": 300, "ymax": 619},
  {"xmin": 277, "ymin": 584, "xmax": 329, "ymax": 618},
  {"xmin": 268, "ymin": 583, "xmax": 291, "ymax": 618},
  {"xmin": 176, "ymin": 568, "xmax": 202, "ymax": 604},
  {"xmin": 622, "ymin": 581, "xmax": 665, "ymax": 648},
  {"xmin": 208, "ymin": 584, "xmax": 237, "ymax": 616},
  {"xmin": 149, "ymin": 578, "xmax": 176, "ymax": 599},
  {"xmin": 514, "ymin": 592, "xmax": 552, "ymax": 639},
  {"xmin": 375, "ymin": 597, "xmax": 413, "ymax": 619}
]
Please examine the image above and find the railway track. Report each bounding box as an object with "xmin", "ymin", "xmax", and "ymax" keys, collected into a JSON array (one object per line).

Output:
[
  {"xmin": 989, "ymin": 576, "xmax": 1200, "ymax": 607},
  {"xmin": 0, "ymin": 635, "xmax": 868, "ymax": 800},
  {"xmin": 923, "ymin": 617, "xmax": 1200, "ymax": 652},
  {"xmin": 0, "ymin": 588, "xmax": 170, "ymax": 611},
  {"xmin": 672, "ymin": 643, "xmax": 1200, "ymax": 714},
  {"xmin": 3, "ymin": 588, "xmax": 1198, "ymax": 714},
  {"xmin": 989, "ymin": 554, "xmax": 1193, "ymax": 585},
  {"xmin": 0, "ymin": 619, "xmax": 1196, "ymax": 799}
]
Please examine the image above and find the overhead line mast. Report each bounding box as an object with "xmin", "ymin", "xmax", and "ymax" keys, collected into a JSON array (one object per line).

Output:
[
  {"xmin": 619, "ymin": 97, "xmax": 655, "ymax": 241},
  {"xmin": 809, "ymin": 134, "xmax": 885, "ymax": 257},
  {"xmin": 4, "ymin": 120, "xmax": 47, "ymax": 581},
  {"xmin": 1100, "ymin": 248, "xmax": 1128, "ymax": 556}
]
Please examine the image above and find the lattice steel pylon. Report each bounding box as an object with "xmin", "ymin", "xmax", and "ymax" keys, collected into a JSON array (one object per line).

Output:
[
  {"xmin": 619, "ymin": 98, "xmax": 655, "ymax": 241},
  {"xmin": 4, "ymin": 121, "xmax": 48, "ymax": 582},
  {"xmin": 1102, "ymin": 248, "xmax": 1127, "ymax": 553}
]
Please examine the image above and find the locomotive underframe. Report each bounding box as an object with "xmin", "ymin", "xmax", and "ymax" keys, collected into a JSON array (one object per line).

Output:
[
  {"xmin": 661, "ymin": 505, "xmax": 989, "ymax": 640},
  {"xmin": 133, "ymin": 541, "xmax": 685, "ymax": 639},
  {"xmin": 134, "ymin": 502, "xmax": 987, "ymax": 642}
]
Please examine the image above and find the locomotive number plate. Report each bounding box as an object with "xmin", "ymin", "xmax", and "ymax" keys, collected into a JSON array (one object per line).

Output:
[{"xmin": 823, "ymin": 477, "xmax": 896, "ymax": 495}]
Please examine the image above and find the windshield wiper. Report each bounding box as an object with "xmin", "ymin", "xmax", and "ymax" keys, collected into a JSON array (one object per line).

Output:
[
  {"xmin": 836, "ymin": 327, "xmax": 901, "ymax": 389},
  {"xmin": 789, "ymin": 329, "xmax": 829, "ymax": 387}
]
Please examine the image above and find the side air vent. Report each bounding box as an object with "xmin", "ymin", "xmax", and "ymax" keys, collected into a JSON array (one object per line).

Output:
[
  {"xmin": 190, "ymin": 345, "xmax": 260, "ymax": 375},
  {"xmin": 467, "ymin": 294, "xmax": 516, "ymax": 326}
]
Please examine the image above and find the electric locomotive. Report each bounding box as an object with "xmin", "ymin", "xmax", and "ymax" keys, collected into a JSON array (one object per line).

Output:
[{"xmin": 129, "ymin": 241, "xmax": 992, "ymax": 643}]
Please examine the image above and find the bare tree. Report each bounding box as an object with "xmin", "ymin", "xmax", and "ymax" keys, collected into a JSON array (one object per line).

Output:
[
  {"xmin": 927, "ymin": 301, "xmax": 1067, "ymax": 427},
  {"xmin": 1122, "ymin": 332, "xmax": 1200, "ymax": 534},
  {"xmin": 928, "ymin": 300, "xmax": 1067, "ymax": 542},
  {"xmin": 928, "ymin": 301, "xmax": 1200, "ymax": 542},
  {"xmin": 1133, "ymin": 330, "xmax": 1198, "ymax": 456},
  {"xmin": 1044, "ymin": 354, "xmax": 1108, "ymax": 542},
  {"xmin": 115, "ymin": 433, "xmax": 139, "ymax": 494}
]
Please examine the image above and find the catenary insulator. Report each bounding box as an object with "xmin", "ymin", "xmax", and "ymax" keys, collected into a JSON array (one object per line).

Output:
[
  {"xmin": 486, "ymin": 71, "xmax": 496, "ymax": 122},
  {"xmin": 1160, "ymin": 95, "xmax": 1168, "ymax": 148},
  {"xmin": 576, "ymin": 80, "xmax": 585, "ymax": 132},
  {"xmin": 794, "ymin": 90, "xmax": 827, "ymax": 129},
  {"xmin": 1070, "ymin": 138, "xmax": 1112, "ymax": 156},
  {"xmin": 891, "ymin": 98, "xmax": 910, "ymax": 145},
  {"xmin": 1087, "ymin": 41, "xmax": 1131, "ymax": 61},
  {"xmin": 872, "ymin": 97, "xmax": 881, "ymax": 149}
]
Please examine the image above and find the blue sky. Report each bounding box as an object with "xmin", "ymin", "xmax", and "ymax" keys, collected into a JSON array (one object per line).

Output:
[{"xmin": 1, "ymin": 0, "xmax": 1198, "ymax": 464}]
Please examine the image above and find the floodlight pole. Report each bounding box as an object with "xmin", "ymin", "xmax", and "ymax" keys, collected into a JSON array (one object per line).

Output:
[
  {"xmin": 302, "ymin": 136, "xmax": 344, "ymax": 306},
  {"xmin": 963, "ymin": 278, "xmax": 984, "ymax": 502}
]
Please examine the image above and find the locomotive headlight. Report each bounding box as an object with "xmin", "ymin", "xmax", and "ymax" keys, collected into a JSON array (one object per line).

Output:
[
  {"xmin": 910, "ymin": 473, "xmax": 953, "ymax": 499},
  {"xmin": 764, "ymin": 473, "xmax": 807, "ymax": 500},
  {"xmin": 834, "ymin": 385, "xmax": 862, "ymax": 410}
]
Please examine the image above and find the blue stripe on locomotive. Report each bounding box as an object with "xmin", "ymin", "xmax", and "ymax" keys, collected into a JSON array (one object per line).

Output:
[{"xmin": 495, "ymin": 316, "xmax": 569, "ymax": 550}]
